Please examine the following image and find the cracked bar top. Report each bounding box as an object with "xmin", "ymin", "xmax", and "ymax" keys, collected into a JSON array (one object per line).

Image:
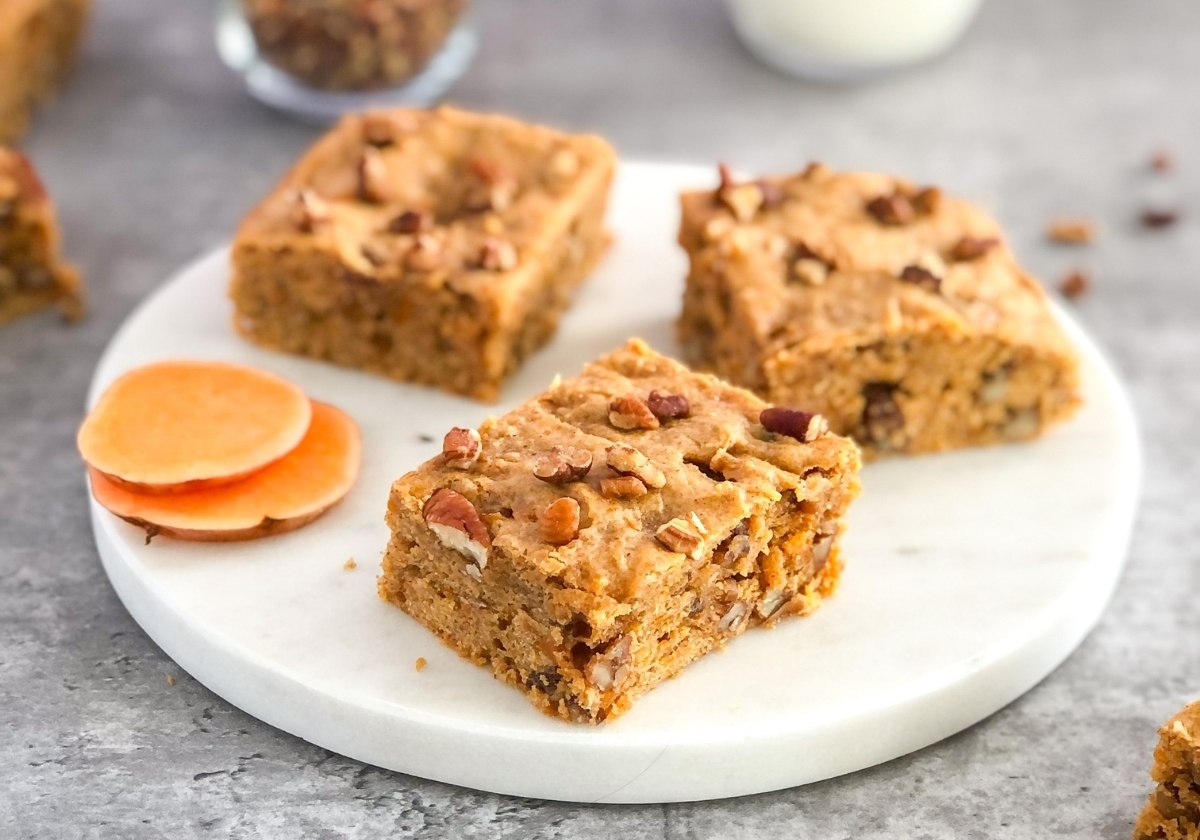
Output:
[
  {"xmin": 235, "ymin": 106, "xmax": 615, "ymax": 292},
  {"xmin": 391, "ymin": 338, "xmax": 861, "ymax": 602},
  {"xmin": 679, "ymin": 163, "xmax": 1078, "ymax": 359}
]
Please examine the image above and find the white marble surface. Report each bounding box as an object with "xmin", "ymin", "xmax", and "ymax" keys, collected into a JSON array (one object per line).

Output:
[
  {"xmin": 84, "ymin": 164, "xmax": 1138, "ymax": 803},
  {"xmin": 3, "ymin": 0, "xmax": 1198, "ymax": 836}
]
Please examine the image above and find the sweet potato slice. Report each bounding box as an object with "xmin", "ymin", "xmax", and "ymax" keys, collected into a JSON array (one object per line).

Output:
[
  {"xmin": 78, "ymin": 360, "xmax": 312, "ymax": 494},
  {"xmin": 88, "ymin": 401, "xmax": 361, "ymax": 542}
]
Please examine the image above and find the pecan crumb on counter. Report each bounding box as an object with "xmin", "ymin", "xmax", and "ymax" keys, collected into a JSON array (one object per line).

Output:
[
  {"xmin": 1058, "ymin": 270, "xmax": 1091, "ymax": 300},
  {"xmin": 414, "ymin": 657, "xmax": 428, "ymax": 673},
  {"xmin": 1046, "ymin": 218, "xmax": 1096, "ymax": 245},
  {"xmin": 343, "ymin": 557, "xmax": 358, "ymax": 570}
]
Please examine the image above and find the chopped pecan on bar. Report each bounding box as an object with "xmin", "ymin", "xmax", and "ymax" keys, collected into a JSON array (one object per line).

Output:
[
  {"xmin": 949, "ymin": 235, "xmax": 999, "ymax": 261},
  {"xmin": 655, "ymin": 514, "xmax": 707, "ymax": 559},
  {"xmin": 441, "ymin": 427, "xmax": 481, "ymax": 469},
  {"xmin": 760, "ymin": 407, "xmax": 828, "ymax": 442},
  {"xmin": 646, "ymin": 390, "xmax": 690, "ymax": 421},
  {"xmin": 477, "ymin": 237, "xmax": 518, "ymax": 271},
  {"xmin": 423, "ymin": 488, "xmax": 491, "ymax": 569},
  {"xmin": 899, "ymin": 264, "xmax": 942, "ymax": 293},
  {"xmin": 608, "ymin": 395, "xmax": 660, "ymax": 431},
  {"xmin": 861, "ymin": 383, "xmax": 905, "ymax": 445},
  {"xmin": 532, "ymin": 446, "xmax": 593, "ymax": 484},
  {"xmin": 356, "ymin": 147, "xmax": 391, "ymax": 203},
  {"xmin": 599, "ymin": 475, "xmax": 648, "ymax": 498},
  {"xmin": 388, "ymin": 210, "xmax": 429, "ymax": 234},
  {"xmin": 540, "ymin": 497, "xmax": 581, "ymax": 545},
  {"xmin": 584, "ymin": 635, "xmax": 631, "ymax": 691},
  {"xmin": 290, "ymin": 189, "xmax": 330, "ymax": 233},
  {"xmin": 865, "ymin": 192, "xmax": 915, "ymax": 226},
  {"xmin": 605, "ymin": 443, "xmax": 666, "ymax": 488}
]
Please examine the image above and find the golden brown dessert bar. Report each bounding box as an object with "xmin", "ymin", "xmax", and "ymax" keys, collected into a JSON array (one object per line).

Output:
[
  {"xmin": 243, "ymin": 0, "xmax": 468, "ymax": 91},
  {"xmin": 677, "ymin": 163, "xmax": 1082, "ymax": 459},
  {"xmin": 1134, "ymin": 701, "xmax": 1200, "ymax": 840},
  {"xmin": 0, "ymin": 0, "xmax": 90, "ymax": 144},
  {"xmin": 379, "ymin": 339, "xmax": 861, "ymax": 724},
  {"xmin": 230, "ymin": 107, "xmax": 615, "ymax": 402},
  {"xmin": 0, "ymin": 148, "xmax": 83, "ymax": 323}
]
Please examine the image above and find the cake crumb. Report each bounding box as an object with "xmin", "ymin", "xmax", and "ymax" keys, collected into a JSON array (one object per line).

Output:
[
  {"xmin": 1059, "ymin": 270, "xmax": 1091, "ymax": 300},
  {"xmin": 1150, "ymin": 150, "xmax": 1174, "ymax": 172},
  {"xmin": 1141, "ymin": 208, "xmax": 1180, "ymax": 229},
  {"xmin": 165, "ymin": 674, "xmax": 176, "ymax": 687},
  {"xmin": 414, "ymin": 657, "xmax": 428, "ymax": 673},
  {"xmin": 1046, "ymin": 218, "xmax": 1096, "ymax": 245},
  {"xmin": 343, "ymin": 557, "xmax": 357, "ymax": 570}
]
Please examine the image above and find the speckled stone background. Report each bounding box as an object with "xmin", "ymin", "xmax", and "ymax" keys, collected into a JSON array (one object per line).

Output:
[{"xmin": 3, "ymin": 0, "xmax": 1198, "ymax": 837}]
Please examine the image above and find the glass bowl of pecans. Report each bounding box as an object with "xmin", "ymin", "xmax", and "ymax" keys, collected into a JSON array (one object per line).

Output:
[{"xmin": 217, "ymin": 0, "xmax": 477, "ymax": 121}]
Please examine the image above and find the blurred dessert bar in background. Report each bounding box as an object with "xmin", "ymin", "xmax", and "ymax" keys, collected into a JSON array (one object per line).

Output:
[
  {"xmin": 0, "ymin": 148, "xmax": 83, "ymax": 323},
  {"xmin": 677, "ymin": 163, "xmax": 1081, "ymax": 459},
  {"xmin": 230, "ymin": 106, "xmax": 615, "ymax": 401},
  {"xmin": 0, "ymin": 0, "xmax": 90, "ymax": 143},
  {"xmin": 1133, "ymin": 700, "xmax": 1200, "ymax": 840}
]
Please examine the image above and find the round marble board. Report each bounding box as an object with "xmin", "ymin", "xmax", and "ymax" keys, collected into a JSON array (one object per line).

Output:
[{"xmin": 87, "ymin": 162, "xmax": 1140, "ymax": 804}]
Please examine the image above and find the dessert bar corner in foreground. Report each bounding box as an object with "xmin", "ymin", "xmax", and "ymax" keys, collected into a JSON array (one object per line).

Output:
[{"xmin": 379, "ymin": 338, "xmax": 861, "ymax": 724}]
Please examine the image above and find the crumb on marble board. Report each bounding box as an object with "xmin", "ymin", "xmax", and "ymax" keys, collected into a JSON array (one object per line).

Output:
[
  {"xmin": 165, "ymin": 674, "xmax": 176, "ymax": 687},
  {"xmin": 343, "ymin": 557, "xmax": 357, "ymax": 570},
  {"xmin": 415, "ymin": 657, "xmax": 427, "ymax": 673}
]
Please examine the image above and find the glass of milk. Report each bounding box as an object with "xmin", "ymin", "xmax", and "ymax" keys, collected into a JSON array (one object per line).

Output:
[{"xmin": 724, "ymin": 0, "xmax": 985, "ymax": 80}]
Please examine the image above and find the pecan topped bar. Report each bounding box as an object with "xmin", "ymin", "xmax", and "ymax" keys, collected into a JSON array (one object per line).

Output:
[
  {"xmin": 678, "ymin": 163, "xmax": 1082, "ymax": 458},
  {"xmin": 379, "ymin": 339, "xmax": 861, "ymax": 724},
  {"xmin": 1134, "ymin": 700, "xmax": 1200, "ymax": 840},
  {"xmin": 230, "ymin": 106, "xmax": 615, "ymax": 401}
]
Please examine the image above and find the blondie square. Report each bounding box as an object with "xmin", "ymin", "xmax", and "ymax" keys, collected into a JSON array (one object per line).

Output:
[
  {"xmin": 0, "ymin": 0, "xmax": 90, "ymax": 144},
  {"xmin": 0, "ymin": 148, "xmax": 82, "ymax": 323},
  {"xmin": 678, "ymin": 163, "xmax": 1082, "ymax": 458},
  {"xmin": 230, "ymin": 107, "xmax": 615, "ymax": 401},
  {"xmin": 1134, "ymin": 701, "xmax": 1200, "ymax": 840},
  {"xmin": 379, "ymin": 339, "xmax": 861, "ymax": 724}
]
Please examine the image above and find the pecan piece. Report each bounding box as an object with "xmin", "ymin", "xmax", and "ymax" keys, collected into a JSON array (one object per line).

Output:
[
  {"xmin": 717, "ymin": 601, "xmax": 749, "ymax": 633},
  {"xmin": 584, "ymin": 635, "xmax": 631, "ymax": 691},
  {"xmin": 361, "ymin": 112, "xmax": 397, "ymax": 147},
  {"xmin": 899, "ymin": 264, "xmax": 942, "ymax": 293},
  {"xmin": 1141, "ymin": 208, "xmax": 1180, "ymax": 229},
  {"xmin": 533, "ymin": 446, "xmax": 593, "ymax": 484},
  {"xmin": 949, "ymin": 236, "xmax": 999, "ymax": 261},
  {"xmin": 605, "ymin": 444, "xmax": 666, "ymax": 489},
  {"xmin": 608, "ymin": 395, "xmax": 659, "ymax": 431},
  {"xmin": 862, "ymin": 383, "xmax": 905, "ymax": 447},
  {"xmin": 760, "ymin": 407, "xmax": 828, "ymax": 442},
  {"xmin": 912, "ymin": 186, "xmax": 942, "ymax": 215},
  {"xmin": 1046, "ymin": 218, "xmax": 1095, "ymax": 244},
  {"xmin": 356, "ymin": 147, "xmax": 390, "ymax": 203},
  {"xmin": 423, "ymin": 488, "xmax": 491, "ymax": 569},
  {"xmin": 866, "ymin": 192, "xmax": 915, "ymax": 226},
  {"xmin": 405, "ymin": 234, "xmax": 444, "ymax": 271},
  {"xmin": 290, "ymin": 189, "xmax": 330, "ymax": 233},
  {"xmin": 646, "ymin": 390, "xmax": 690, "ymax": 422},
  {"xmin": 540, "ymin": 497, "xmax": 581, "ymax": 546},
  {"xmin": 387, "ymin": 210, "xmax": 429, "ymax": 234},
  {"xmin": 600, "ymin": 475, "xmax": 648, "ymax": 499},
  {"xmin": 441, "ymin": 427, "xmax": 481, "ymax": 469},
  {"xmin": 1059, "ymin": 270, "xmax": 1090, "ymax": 300},
  {"xmin": 655, "ymin": 514, "xmax": 707, "ymax": 560},
  {"xmin": 477, "ymin": 237, "xmax": 518, "ymax": 271}
]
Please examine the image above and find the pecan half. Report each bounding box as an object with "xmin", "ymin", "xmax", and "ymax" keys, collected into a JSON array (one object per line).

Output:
[
  {"xmin": 655, "ymin": 514, "xmax": 707, "ymax": 559},
  {"xmin": 720, "ymin": 182, "xmax": 765, "ymax": 222},
  {"xmin": 608, "ymin": 395, "xmax": 659, "ymax": 431},
  {"xmin": 356, "ymin": 147, "xmax": 390, "ymax": 203},
  {"xmin": 949, "ymin": 236, "xmax": 999, "ymax": 261},
  {"xmin": 646, "ymin": 390, "xmax": 690, "ymax": 422},
  {"xmin": 442, "ymin": 427, "xmax": 481, "ymax": 469},
  {"xmin": 465, "ymin": 158, "xmax": 517, "ymax": 212},
  {"xmin": 423, "ymin": 488, "xmax": 491, "ymax": 569},
  {"xmin": 866, "ymin": 192, "xmax": 915, "ymax": 226},
  {"xmin": 584, "ymin": 635, "xmax": 631, "ymax": 691},
  {"xmin": 532, "ymin": 446, "xmax": 593, "ymax": 484},
  {"xmin": 290, "ymin": 189, "xmax": 330, "ymax": 233},
  {"xmin": 760, "ymin": 407, "xmax": 828, "ymax": 442},
  {"xmin": 717, "ymin": 601, "xmax": 749, "ymax": 633},
  {"xmin": 606, "ymin": 444, "xmax": 666, "ymax": 489},
  {"xmin": 600, "ymin": 475, "xmax": 648, "ymax": 498},
  {"xmin": 540, "ymin": 497, "xmax": 581, "ymax": 545},
  {"xmin": 899, "ymin": 264, "xmax": 942, "ymax": 293}
]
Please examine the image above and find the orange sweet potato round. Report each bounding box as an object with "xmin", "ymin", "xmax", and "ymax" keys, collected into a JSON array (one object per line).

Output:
[
  {"xmin": 88, "ymin": 401, "xmax": 361, "ymax": 542},
  {"xmin": 78, "ymin": 360, "xmax": 312, "ymax": 494}
]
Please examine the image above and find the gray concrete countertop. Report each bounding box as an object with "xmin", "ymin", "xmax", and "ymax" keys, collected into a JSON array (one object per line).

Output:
[{"xmin": 3, "ymin": 0, "xmax": 1198, "ymax": 837}]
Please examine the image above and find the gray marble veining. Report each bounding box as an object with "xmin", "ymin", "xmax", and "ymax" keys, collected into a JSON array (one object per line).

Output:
[{"xmin": 2, "ymin": 0, "xmax": 1198, "ymax": 837}]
